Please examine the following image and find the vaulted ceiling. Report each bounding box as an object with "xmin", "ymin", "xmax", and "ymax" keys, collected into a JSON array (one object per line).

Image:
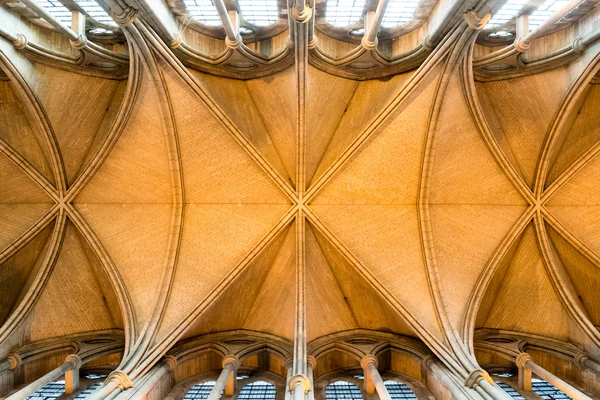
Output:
[{"xmin": 0, "ymin": 0, "xmax": 600, "ymax": 387}]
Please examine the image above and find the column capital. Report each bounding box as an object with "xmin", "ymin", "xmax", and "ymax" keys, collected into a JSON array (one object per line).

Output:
[
  {"xmin": 289, "ymin": 374, "xmax": 311, "ymax": 393},
  {"xmin": 69, "ymin": 34, "xmax": 88, "ymax": 49},
  {"xmin": 165, "ymin": 355, "xmax": 178, "ymax": 371},
  {"xmin": 307, "ymin": 356, "xmax": 317, "ymax": 369},
  {"xmin": 110, "ymin": 7, "xmax": 138, "ymax": 26},
  {"xmin": 222, "ymin": 355, "xmax": 241, "ymax": 370},
  {"xmin": 65, "ymin": 354, "xmax": 82, "ymax": 370},
  {"xmin": 360, "ymin": 354, "xmax": 378, "ymax": 369},
  {"xmin": 572, "ymin": 36, "xmax": 587, "ymax": 53},
  {"xmin": 514, "ymin": 37, "xmax": 531, "ymax": 53},
  {"xmin": 361, "ymin": 37, "xmax": 378, "ymax": 51},
  {"xmin": 105, "ymin": 369, "xmax": 133, "ymax": 390},
  {"xmin": 515, "ymin": 352, "xmax": 533, "ymax": 368},
  {"xmin": 285, "ymin": 357, "xmax": 294, "ymax": 370},
  {"xmin": 225, "ymin": 35, "xmax": 243, "ymax": 49},
  {"xmin": 421, "ymin": 355, "xmax": 436, "ymax": 370},
  {"xmin": 574, "ymin": 352, "xmax": 589, "ymax": 368},
  {"xmin": 8, "ymin": 353, "xmax": 22, "ymax": 369},
  {"xmin": 463, "ymin": 10, "xmax": 491, "ymax": 30},
  {"xmin": 465, "ymin": 369, "xmax": 493, "ymax": 388},
  {"xmin": 170, "ymin": 34, "xmax": 182, "ymax": 49},
  {"xmin": 290, "ymin": 4, "xmax": 312, "ymax": 23},
  {"xmin": 13, "ymin": 34, "xmax": 28, "ymax": 50}
]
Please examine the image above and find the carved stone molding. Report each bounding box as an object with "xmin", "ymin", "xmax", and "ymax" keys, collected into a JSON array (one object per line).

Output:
[{"xmin": 289, "ymin": 374, "xmax": 311, "ymax": 393}]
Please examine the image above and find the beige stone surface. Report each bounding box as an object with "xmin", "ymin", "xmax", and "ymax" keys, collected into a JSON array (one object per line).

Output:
[{"xmin": 1, "ymin": 7, "xmax": 600, "ymax": 389}]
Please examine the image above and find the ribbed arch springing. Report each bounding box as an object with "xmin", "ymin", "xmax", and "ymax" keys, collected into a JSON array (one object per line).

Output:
[{"xmin": 184, "ymin": 0, "xmax": 222, "ymax": 26}]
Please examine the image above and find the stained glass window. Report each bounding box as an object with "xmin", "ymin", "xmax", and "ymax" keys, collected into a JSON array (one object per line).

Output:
[
  {"xmin": 238, "ymin": 381, "xmax": 276, "ymax": 400},
  {"xmin": 485, "ymin": 0, "xmax": 529, "ymax": 28},
  {"xmin": 74, "ymin": 382, "xmax": 103, "ymax": 399},
  {"xmin": 73, "ymin": 0, "xmax": 116, "ymax": 26},
  {"xmin": 34, "ymin": 0, "xmax": 72, "ymax": 25},
  {"xmin": 239, "ymin": 0, "xmax": 279, "ymax": 26},
  {"xmin": 25, "ymin": 380, "xmax": 65, "ymax": 399},
  {"xmin": 495, "ymin": 381, "xmax": 525, "ymax": 399},
  {"xmin": 184, "ymin": 0, "xmax": 222, "ymax": 26},
  {"xmin": 531, "ymin": 378, "xmax": 572, "ymax": 399},
  {"xmin": 381, "ymin": 0, "xmax": 420, "ymax": 28},
  {"xmin": 325, "ymin": 0, "xmax": 366, "ymax": 27},
  {"xmin": 383, "ymin": 380, "xmax": 417, "ymax": 400},
  {"xmin": 184, "ymin": 381, "xmax": 217, "ymax": 400},
  {"xmin": 528, "ymin": 0, "xmax": 569, "ymax": 29},
  {"xmin": 325, "ymin": 381, "xmax": 363, "ymax": 400}
]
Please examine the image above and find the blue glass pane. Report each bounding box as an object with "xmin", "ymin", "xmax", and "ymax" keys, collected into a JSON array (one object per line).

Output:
[
  {"xmin": 325, "ymin": 381, "xmax": 363, "ymax": 400},
  {"xmin": 238, "ymin": 381, "xmax": 276, "ymax": 400},
  {"xmin": 383, "ymin": 380, "xmax": 417, "ymax": 400},
  {"xmin": 326, "ymin": 0, "xmax": 366, "ymax": 27},
  {"xmin": 184, "ymin": 381, "xmax": 217, "ymax": 400}
]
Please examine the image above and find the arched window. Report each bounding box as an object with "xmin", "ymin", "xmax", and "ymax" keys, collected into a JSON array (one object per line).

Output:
[
  {"xmin": 381, "ymin": 0, "xmax": 420, "ymax": 28},
  {"xmin": 34, "ymin": 0, "xmax": 72, "ymax": 25},
  {"xmin": 528, "ymin": 0, "xmax": 569, "ymax": 29},
  {"xmin": 325, "ymin": 0, "xmax": 366, "ymax": 27},
  {"xmin": 183, "ymin": 0, "xmax": 222, "ymax": 26},
  {"xmin": 383, "ymin": 380, "xmax": 417, "ymax": 399},
  {"xmin": 325, "ymin": 381, "xmax": 363, "ymax": 400},
  {"xmin": 238, "ymin": 0, "xmax": 279, "ymax": 27},
  {"xmin": 184, "ymin": 381, "xmax": 217, "ymax": 400},
  {"xmin": 73, "ymin": 0, "xmax": 116, "ymax": 26},
  {"xmin": 484, "ymin": 0, "xmax": 529, "ymax": 29},
  {"xmin": 25, "ymin": 380, "xmax": 65, "ymax": 399},
  {"xmin": 238, "ymin": 381, "xmax": 277, "ymax": 400},
  {"xmin": 495, "ymin": 381, "xmax": 525, "ymax": 400},
  {"xmin": 531, "ymin": 378, "xmax": 572, "ymax": 399},
  {"xmin": 74, "ymin": 373, "xmax": 109, "ymax": 399}
]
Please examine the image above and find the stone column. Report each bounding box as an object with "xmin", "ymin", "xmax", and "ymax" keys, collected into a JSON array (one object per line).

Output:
[
  {"xmin": 120, "ymin": 355, "xmax": 177, "ymax": 399},
  {"xmin": 86, "ymin": 369, "xmax": 132, "ymax": 400},
  {"xmin": 289, "ymin": 374, "xmax": 310, "ymax": 400},
  {"xmin": 285, "ymin": 358, "xmax": 294, "ymax": 400},
  {"xmin": 516, "ymin": 353, "xmax": 591, "ymax": 400},
  {"xmin": 65, "ymin": 355, "xmax": 81, "ymax": 394},
  {"xmin": 207, "ymin": 356, "xmax": 240, "ymax": 400},
  {"xmin": 307, "ymin": 356, "xmax": 316, "ymax": 400},
  {"xmin": 422, "ymin": 356, "xmax": 471, "ymax": 400},
  {"xmin": 361, "ymin": 355, "xmax": 392, "ymax": 400},
  {"xmin": 6, "ymin": 354, "xmax": 81, "ymax": 400}
]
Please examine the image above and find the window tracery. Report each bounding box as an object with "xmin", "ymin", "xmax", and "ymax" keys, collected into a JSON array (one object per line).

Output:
[
  {"xmin": 238, "ymin": 0, "xmax": 279, "ymax": 26},
  {"xmin": 383, "ymin": 380, "xmax": 417, "ymax": 400},
  {"xmin": 325, "ymin": 381, "xmax": 363, "ymax": 400},
  {"xmin": 184, "ymin": 380, "xmax": 218, "ymax": 400},
  {"xmin": 238, "ymin": 380, "xmax": 277, "ymax": 400},
  {"xmin": 325, "ymin": 0, "xmax": 366, "ymax": 27},
  {"xmin": 381, "ymin": 0, "xmax": 420, "ymax": 28},
  {"xmin": 73, "ymin": 0, "xmax": 116, "ymax": 26},
  {"xmin": 494, "ymin": 381, "xmax": 525, "ymax": 399},
  {"xmin": 531, "ymin": 378, "xmax": 572, "ymax": 399},
  {"xmin": 25, "ymin": 380, "xmax": 65, "ymax": 399},
  {"xmin": 34, "ymin": 0, "xmax": 72, "ymax": 24},
  {"xmin": 183, "ymin": 0, "xmax": 222, "ymax": 26}
]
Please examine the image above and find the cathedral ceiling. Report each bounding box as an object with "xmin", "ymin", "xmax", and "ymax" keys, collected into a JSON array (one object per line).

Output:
[{"xmin": 0, "ymin": 0, "xmax": 600, "ymax": 384}]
